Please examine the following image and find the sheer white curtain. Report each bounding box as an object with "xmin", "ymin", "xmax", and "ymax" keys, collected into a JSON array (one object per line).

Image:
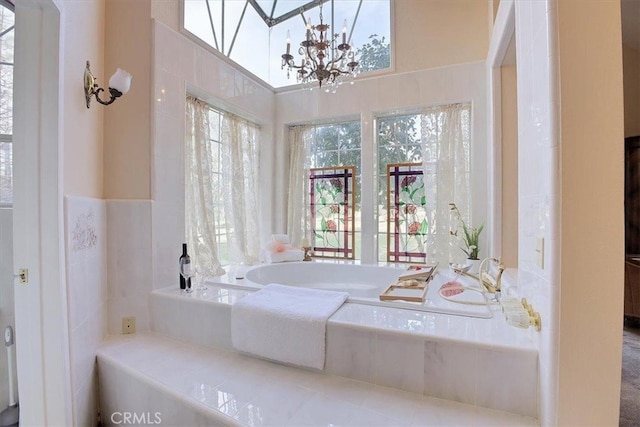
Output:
[
  {"xmin": 287, "ymin": 126, "xmax": 313, "ymax": 246},
  {"xmin": 185, "ymin": 97, "xmax": 226, "ymax": 276},
  {"xmin": 420, "ymin": 103, "xmax": 472, "ymax": 265},
  {"xmin": 221, "ymin": 112, "xmax": 262, "ymax": 265}
]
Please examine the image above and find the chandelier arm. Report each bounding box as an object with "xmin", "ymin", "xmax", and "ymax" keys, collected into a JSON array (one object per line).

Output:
[
  {"xmin": 304, "ymin": 43, "xmax": 320, "ymax": 69},
  {"xmin": 326, "ymin": 50, "xmax": 347, "ymax": 67}
]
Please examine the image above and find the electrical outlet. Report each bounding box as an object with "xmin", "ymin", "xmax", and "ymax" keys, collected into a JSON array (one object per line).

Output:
[
  {"xmin": 122, "ymin": 316, "xmax": 136, "ymax": 334},
  {"xmin": 536, "ymin": 237, "xmax": 544, "ymax": 269}
]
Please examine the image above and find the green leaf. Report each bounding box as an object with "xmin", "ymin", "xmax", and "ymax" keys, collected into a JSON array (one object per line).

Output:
[
  {"xmin": 421, "ymin": 196, "xmax": 426, "ymax": 205},
  {"xmin": 321, "ymin": 217, "xmax": 327, "ymax": 231},
  {"xmin": 420, "ymin": 219, "xmax": 428, "ymax": 234}
]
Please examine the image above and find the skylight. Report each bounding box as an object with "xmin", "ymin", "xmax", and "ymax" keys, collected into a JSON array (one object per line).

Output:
[{"xmin": 183, "ymin": 0, "xmax": 391, "ymax": 88}]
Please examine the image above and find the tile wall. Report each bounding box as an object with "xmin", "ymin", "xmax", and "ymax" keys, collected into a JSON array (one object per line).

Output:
[
  {"xmin": 513, "ymin": 1, "xmax": 558, "ymax": 424},
  {"xmin": 106, "ymin": 200, "xmax": 153, "ymax": 334},
  {"xmin": 64, "ymin": 196, "xmax": 108, "ymax": 425}
]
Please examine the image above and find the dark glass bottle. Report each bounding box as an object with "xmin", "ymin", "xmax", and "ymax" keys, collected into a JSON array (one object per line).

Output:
[{"xmin": 179, "ymin": 243, "xmax": 188, "ymax": 290}]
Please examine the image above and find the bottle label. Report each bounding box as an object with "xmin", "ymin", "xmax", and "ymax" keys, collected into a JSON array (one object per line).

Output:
[{"xmin": 182, "ymin": 263, "xmax": 192, "ymax": 276}]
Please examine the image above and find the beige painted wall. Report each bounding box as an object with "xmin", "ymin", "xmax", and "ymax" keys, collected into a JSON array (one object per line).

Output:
[
  {"xmin": 63, "ymin": 0, "xmax": 105, "ymax": 197},
  {"xmin": 624, "ymin": 44, "xmax": 640, "ymax": 138},
  {"xmin": 556, "ymin": 1, "xmax": 624, "ymax": 424},
  {"xmin": 104, "ymin": 0, "xmax": 152, "ymax": 199},
  {"xmin": 395, "ymin": 0, "xmax": 490, "ymax": 72},
  {"xmin": 501, "ymin": 64, "xmax": 517, "ymax": 267},
  {"xmin": 151, "ymin": 0, "xmax": 180, "ymax": 32}
]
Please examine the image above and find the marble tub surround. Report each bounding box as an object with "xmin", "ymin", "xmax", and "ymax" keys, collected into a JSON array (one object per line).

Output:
[
  {"xmin": 98, "ymin": 333, "xmax": 538, "ymax": 427},
  {"xmin": 150, "ymin": 283, "xmax": 539, "ymax": 418}
]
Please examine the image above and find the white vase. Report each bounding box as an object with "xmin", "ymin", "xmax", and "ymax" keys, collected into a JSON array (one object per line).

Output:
[{"xmin": 467, "ymin": 258, "xmax": 481, "ymax": 275}]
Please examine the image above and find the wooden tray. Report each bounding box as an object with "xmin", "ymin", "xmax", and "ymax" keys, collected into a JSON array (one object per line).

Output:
[
  {"xmin": 397, "ymin": 263, "xmax": 438, "ymax": 281},
  {"xmin": 379, "ymin": 278, "xmax": 431, "ymax": 303}
]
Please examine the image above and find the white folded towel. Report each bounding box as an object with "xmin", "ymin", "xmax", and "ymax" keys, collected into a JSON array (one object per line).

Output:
[
  {"xmin": 231, "ymin": 283, "xmax": 349, "ymax": 370},
  {"xmin": 262, "ymin": 248, "xmax": 305, "ymax": 263}
]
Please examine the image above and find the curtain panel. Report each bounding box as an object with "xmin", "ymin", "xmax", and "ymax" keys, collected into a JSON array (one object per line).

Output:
[
  {"xmin": 184, "ymin": 97, "xmax": 226, "ymax": 276},
  {"xmin": 420, "ymin": 103, "xmax": 472, "ymax": 265},
  {"xmin": 221, "ymin": 112, "xmax": 261, "ymax": 265},
  {"xmin": 287, "ymin": 126, "xmax": 313, "ymax": 247}
]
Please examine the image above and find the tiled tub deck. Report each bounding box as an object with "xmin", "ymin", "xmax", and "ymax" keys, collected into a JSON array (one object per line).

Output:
[{"xmin": 97, "ymin": 282, "xmax": 539, "ymax": 426}]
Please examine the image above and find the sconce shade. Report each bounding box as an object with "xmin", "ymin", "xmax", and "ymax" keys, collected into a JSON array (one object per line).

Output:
[
  {"xmin": 109, "ymin": 68, "xmax": 132, "ymax": 95},
  {"xmin": 84, "ymin": 61, "xmax": 132, "ymax": 108}
]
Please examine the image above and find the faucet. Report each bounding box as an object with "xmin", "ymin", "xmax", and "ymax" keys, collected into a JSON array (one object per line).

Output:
[{"xmin": 456, "ymin": 257, "xmax": 504, "ymax": 295}]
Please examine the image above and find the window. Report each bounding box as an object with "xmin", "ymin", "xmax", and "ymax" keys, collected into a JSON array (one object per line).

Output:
[
  {"xmin": 182, "ymin": 0, "xmax": 391, "ymax": 88},
  {"xmin": 310, "ymin": 166, "xmax": 356, "ymax": 259},
  {"xmin": 0, "ymin": 1, "xmax": 14, "ymax": 206},
  {"xmin": 377, "ymin": 105, "xmax": 472, "ymax": 264},
  {"xmin": 289, "ymin": 104, "xmax": 471, "ymax": 265},
  {"xmin": 307, "ymin": 121, "xmax": 361, "ymax": 259},
  {"xmin": 206, "ymin": 107, "xmax": 228, "ymax": 264},
  {"xmin": 185, "ymin": 97, "xmax": 261, "ymax": 274},
  {"xmin": 377, "ymin": 113, "xmax": 423, "ymax": 262},
  {"xmin": 386, "ymin": 163, "xmax": 427, "ymax": 263}
]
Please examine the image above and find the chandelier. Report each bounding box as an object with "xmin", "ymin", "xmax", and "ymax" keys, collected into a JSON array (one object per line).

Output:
[{"xmin": 281, "ymin": 1, "xmax": 359, "ymax": 91}]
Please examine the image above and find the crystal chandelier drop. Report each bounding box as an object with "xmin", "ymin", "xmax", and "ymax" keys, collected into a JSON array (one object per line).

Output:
[{"xmin": 281, "ymin": 1, "xmax": 359, "ymax": 91}]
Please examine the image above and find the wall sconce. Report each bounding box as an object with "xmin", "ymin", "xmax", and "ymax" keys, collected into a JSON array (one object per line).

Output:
[{"xmin": 84, "ymin": 60, "xmax": 132, "ymax": 108}]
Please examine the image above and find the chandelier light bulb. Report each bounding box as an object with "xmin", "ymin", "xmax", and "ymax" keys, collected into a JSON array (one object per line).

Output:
[
  {"xmin": 342, "ymin": 20, "xmax": 347, "ymax": 45},
  {"xmin": 286, "ymin": 30, "xmax": 291, "ymax": 55}
]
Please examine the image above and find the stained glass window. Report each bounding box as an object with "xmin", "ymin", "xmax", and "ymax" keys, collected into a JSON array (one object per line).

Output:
[
  {"xmin": 386, "ymin": 163, "xmax": 427, "ymax": 263},
  {"xmin": 310, "ymin": 166, "xmax": 355, "ymax": 259}
]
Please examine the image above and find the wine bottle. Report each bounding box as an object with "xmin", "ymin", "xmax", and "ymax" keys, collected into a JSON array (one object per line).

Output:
[
  {"xmin": 179, "ymin": 243, "xmax": 188, "ymax": 290},
  {"xmin": 183, "ymin": 252, "xmax": 192, "ymax": 291}
]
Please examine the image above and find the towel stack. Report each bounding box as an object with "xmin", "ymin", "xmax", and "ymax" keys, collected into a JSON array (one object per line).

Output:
[{"xmin": 261, "ymin": 234, "xmax": 305, "ymax": 263}]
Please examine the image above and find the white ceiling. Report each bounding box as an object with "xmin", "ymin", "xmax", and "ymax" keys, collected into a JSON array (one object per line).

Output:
[{"xmin": 622, "ymin": 0, "xmax": 640, "ymax": 51}]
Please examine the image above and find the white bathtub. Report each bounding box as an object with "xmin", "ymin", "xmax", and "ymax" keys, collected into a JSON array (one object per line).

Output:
[{"xmin": 241, "ymin": 262, "xmax": 493, "ymax": 318}]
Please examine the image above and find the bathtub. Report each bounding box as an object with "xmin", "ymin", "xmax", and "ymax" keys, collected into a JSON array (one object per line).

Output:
[{"xmin": 239, "ymin": 262, "xmax": 493, "ymax": 319}]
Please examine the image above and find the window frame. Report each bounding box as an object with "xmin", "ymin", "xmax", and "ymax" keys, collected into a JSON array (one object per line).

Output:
[
  {"xmin": 302, "ymin": 119, "xmax": 362, "ymax": 260},
  {"xmin": 0, "ymin": 0, "xmax": 14, "ymax": 208}
]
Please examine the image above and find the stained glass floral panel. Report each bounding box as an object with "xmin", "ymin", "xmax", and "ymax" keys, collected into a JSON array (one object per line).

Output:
[
  {"xmin": 310, "ymin": 166, "xmax": 355, "ymax": 259},
  {"xmin": 387, "ymin": 163, "xmax": 427, "ymax": 263}
]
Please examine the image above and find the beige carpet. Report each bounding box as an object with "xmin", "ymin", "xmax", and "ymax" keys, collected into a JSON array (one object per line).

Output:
[{"xmin": 620, "ymin": 320, "xmax": 640, "ymax": 427}]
